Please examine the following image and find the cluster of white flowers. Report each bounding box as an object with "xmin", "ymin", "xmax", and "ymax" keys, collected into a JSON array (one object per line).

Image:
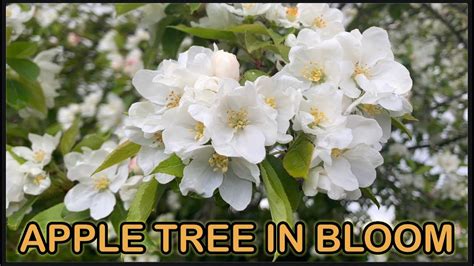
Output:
[
  {"xmin": 433, "ymin": 151, "xmax": 467, "ymax": 201},
  {"xmin": 6, "ymin": 132, "xmax": 61, "ymax": 216},
  {"xmin": 123, "ymin": 3, "xmax": 412, "ymax": 210},
  {"xmin": 6, "ymin": 4, "xmax": 35, "ymax": 41},
  {"xmin": 97, "ymin": 28, "xmax": 149, "ymax": 77}
]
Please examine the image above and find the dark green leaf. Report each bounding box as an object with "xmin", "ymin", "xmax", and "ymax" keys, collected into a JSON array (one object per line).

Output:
[
  {"xmin": 7, "ymin": 197, "xmax": 38, "ymax": 231},
  {"xmin": 283, "ymin": 133, "xmax": 314, "ymax": 179},
  {"xmin": 266, "ymin": 155, "xmax": 302, "ymax": 212},
  {"xmin": 189, "ymin": 3, "xmax": 201, "ymax": 14},
  {"xmin": 93, "ymin": 140, "xmax": 141, "ymax": 174},
  {"xmin": 7, "ymin": 58, "xmax": 40, "ymax": 81},
  {"xmin": 170, "ymin": 25, "xmax": 236, "ymax": 42},
  {"xmin": 7, "ymin": 41, "xmax": 37, "ymax": 58},
  {"xmin": 59, "ymin": 119, "xmax": 80, "ymax": 155},
  {"xmin": 391, "ymin": 117, "xmax": 413, "ymax": 139},
  {"xmin": 361, "ymin": 187, "xmax": 380, "ymax": 209},
  {"xmin": 162, "ymin": 27, "xmax": 187, "ymax": 59}
]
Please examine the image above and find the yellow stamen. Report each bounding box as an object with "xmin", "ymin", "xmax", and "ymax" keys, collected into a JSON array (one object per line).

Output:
[
  {"xmin": 227, "ymin": 108, "xmax": 249, "ymax": 130},
  {"xmin": 33, "ymin": 174, "xmax": 46, "ymax": 185},
  {"xmin": 309, "ymin": 107, "xmax": 327, "ymax": 128},
  {"xmin": 194, "ymin": 122, "xmax": 205, "ymax": 140},
  {"xmin": 331, "ymin": 148, "xmax": 345, "ymax": 158},
  {"xmin": 242, "ymin": 3, "xmax": 255, "ymax": 10},
  {"xmin": 353, "ymin": 63, "xmax": 370, "ymax": 77},
  {"xmin": 361, "ymin": 104, "xmax": 381, "ymax": 115},
  {"xmin": 208, "ymin": 153, "xmax": 229, "ymax": 173},
  {"xmin": 33, "ymin": 150, "xmax": 46, "ymax": 163},
  {"xmin": 165, "ymin": 91, "xmax": 181, "ymax": 109},
  {"xmin": 154, "ymin": 131, "xmax": 163, "ymax": 144},
  {"xmin": 94, "ymin": 176, "xmax": 110, "ymax": 191},
  {"xmin": 302, "ymin": 63, "xmax": 325, "ymax": 83},
  {"xmin": 286, "ymin": 7, "xmax": 298, "ymax": 21},
  {"xmin": 265, "ymin": 97, "xmax": 277, "ymax": 109},
  {"xmin": 313, "ymin": 16, "xmax": 327, "ymax": 28}
]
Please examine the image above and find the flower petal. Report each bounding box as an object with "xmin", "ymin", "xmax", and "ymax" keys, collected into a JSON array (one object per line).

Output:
[
  {"xmin": 90, "ymin": 191, "xmax": 116, "ymax": 220},
  {"xmin": 219, "ymin": 170, "xmax": 252, "ymax": 211}
]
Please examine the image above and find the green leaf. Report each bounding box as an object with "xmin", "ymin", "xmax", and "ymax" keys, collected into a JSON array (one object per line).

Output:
[
  {"xmin": 115, "ymin": 3, "xmax": 145, "ymax": 16},
  {"xmin": 7, "ymin": 145, "xmax": 27, "ymax": 164},
  {"xmin": 164, "ymin": 3, "xmax": 191, "ymax": 16},
  {"xmin": 7, "ymin": 197, "xmax": 38, "ymax": 231},
  {"xmin": 244, "ymin": 32, "xmax": 272, "ymax": 53},
  {"xmin": 266, "ymin": 156, "xmax": 302, "ymax": 212},
  {"xmin": 170, "ymin": 25, "xmax": 236, "ymax": 42},
  {"xmin": 283, "ymin": 133, "xmax": 315, "ymax": 179},
  {"xmin": 72, "ymin": 133, "xmax": 108, "ymax": 152},
  {"xmin": 126, "ymin": 179, "xmax": 166, "ymax": 222},
  {"xmin": 162, "ymin": 27, "xmax": 187, "ymax": 59},
  {"xmin": 415, "ymin": 165, "xmax": 432, "ymax": 175},
  {"xmin": 391, "ymin": 117, "xmax": 413, "ymax": 139},
  {"xmin": 6, "ymin": 77, "xmax": 47, "ymax": 115},
  {"xmin": 189, "ymin": 3, "xmax": 201, "ymax": 14},
  {"xmin": 93, "ymin": 140, "xmax": 141, "ymax": 175},
  {"xmin": 151, "ymin": 154, "xmax": 185, "ymax": 177},
  {"xmin": 242, "ymin": 69, "xmax": 266, "ymax": 82},
  {"xmin": 61, "ymin": 208, "xmax": 90, "ymax": 223},
  {"xmin": 7, "ymin": 58, "xmax": 40, "ymax": 81},
  {"xmin": 260, "ymin": 158, "xmax": 294, "ymax": 262},
  {"xmin": 227, "ymin": 23, "xmax": 268, "ymax": 34},
  {"xmin": 402, "ymin": 113, "xmax": 419, "ymax": 122},
  {"xmin": 59, "ymin": 119, "xmax": 80, "ymax": 155},
  {"xmin": 7, "ymin": 41, "xmax": 37, "ymax": 58},
  {"xmin": 110, "ymin": 201, "xmax": 127, "ymax": 236},
  {"xmin": 361, "ymin": 188, "xmax": 380, "ymax": 209},
  {"xmin": 30, "ymin": 203, "xmax": 65, "ymax": 234}
]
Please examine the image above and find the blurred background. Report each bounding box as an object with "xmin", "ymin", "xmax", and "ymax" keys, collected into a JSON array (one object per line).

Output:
[{"xmin": 5, "ymin": 3, "xmax": 469, "ymax": 262}]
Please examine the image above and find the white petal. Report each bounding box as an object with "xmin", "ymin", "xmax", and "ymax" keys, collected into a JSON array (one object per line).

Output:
[
  {"xmin": 230, "ymin": 158, "xmax": 260, "ymax": 186},
  {"xmin": 154, "ymin": 173, "xmax": 175, "ymax": 184},
  {"xmin": 137, "ymin": 146, "xmax": 169, "ymax": 175},
  {"xmin": 180, "ymin": 159, "xmax": 223, "ymax": 197},
  {"xmin": 325, "ymin": 157, "xmax": 358, "ymax": 191},
  {"xmin": 67, "ymin": 164, "xmax": 97, "ymax": 181},
  {"xmin": 64, "ymin": 184, "xmax": 96, "ymax": 212},
  {"xmin": 219, "ymin": 170, "xmax": 252, "ymax": 211},
  {"xmin": 232, "ymin": 126, "xmax": 266, "ymax": 164},
  {"xmin": 90, "ymin": 191, "xmax": 116, "ymax": 220}
]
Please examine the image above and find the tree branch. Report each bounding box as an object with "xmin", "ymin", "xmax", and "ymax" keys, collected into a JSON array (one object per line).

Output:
[{"xmin": 407, "ymin": 134, "xmax": 467, "ymax": 150}]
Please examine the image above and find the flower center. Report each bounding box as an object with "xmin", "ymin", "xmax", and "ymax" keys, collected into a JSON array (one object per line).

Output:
[
  {"xmin": 227, "ymin": 108, "xmax": 249, "ymax": 130},
  {"xmin": 33, "ymin": 150, "xmax": 46, "ymax": 163},
  {"xmin": 193, "ymin": 122, "xmax": 205, "ymax": 140},
  {"xmin": 331, "ymin": 148, "xmax": 345, "ymax": 158},
  {"xmin": 94, "ymin": 175, "xmax": 110, "ymax": 191},
  {"xmin": 265, "ymin": 97, "xmax": 277, "ymax": 109},
  {"xmin": 242, "ymin": 3, "xmax": 255, "ymax": 10},
  {"xmin": 353, "ymin": 63, "xmax": 371, "ymax": 77},
  {"xmin": 165, "ymin": 91, "xmax": 181, "ymax": 109},
  {"xmin": 208, "ymin": 153, "xmax": 229, "ymax": 173},
  {"xmin": 286, "ymin": 7, "xmax": 298, "ymax": 21},
  {"xmin": 313, "ymin": 16, "xmax": 327, "ymax": 28},
  {"xmin": 309, "ymin": 107, "xmax": 327, "ymax": 128},
  {"xmin": 361, "ymin": 104, "xmax": 381, "ymax": 115},
  {"xmin": 33, "ymin": 174, "xmax": 46, "ymax": 185},
  {"xmin": 302, "ymin": 63, "xmax": 325, "ymax": 83},
  {"xmin": 153, "ymin": 131, "xmax": 163, "ymax": 144}
]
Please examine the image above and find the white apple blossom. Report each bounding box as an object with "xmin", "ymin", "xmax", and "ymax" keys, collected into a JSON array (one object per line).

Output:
[
  {"xmin": 33, "ymin": 47, "xmax": 63, "ymax": 108},
  {"xmin": 265, "ymin": 4, "xmax": 301, "ymax": 29},
  {"xmin": 6, "ymin": 152, "xmax": 27, "ymax": 213},
  {"xmin": 435, "ymin": 151, "xmax": 460, "ymax": 173},
  {"xmin": 123, "ymin": 49, "xmax": 144, "ymax": 77},
  {"xmin": 97, "ymin": 30, "xmax": 118, "ymax": 53},
  {"xmin": 6, "ymin": 4, "xmax": 35, "ymax": 41},
  {"xmin": 64, "ymin": 141, "xmax": 129, "ymax": 220},
  {"xmin": 224, "ymin": 3, "xmax": 272, "ymax": 17},
  {"xmin": 284, "ymin": 38, "xmax": 343, "ymax": 90},
  {"xmin": 310, "ymin": 115, "xmax": 384, "ymax": 193},
  {"xmin": 303, "ymin": 166, "xmax": 361, "ymax": 200},
  {"xmin": 12, "ymin": 132, "xmax": 61, "ymax": 167},
  {"xmin": 192, "ymin": 3, "xmax": 241, "ymax": 29},
  {"xmin": 297, "ymin": 4, "xmax": 344, "ymax": 39},
  {"xmin": 336, "ymin": 27, "xmax": 413, "ymax": 114},
  {"xmin": 35, "ymin": 4, "xmax": 58, "ymax": 27},
  {"xmin": 20, "ymin": 162, "xmax": 51, "ymax": 196},
  {"xmin": 97, "ymin": 93, "xmax": 125, "ymax": 132},
  {"xmin": 180, "ymin": 146, "xmax": 260, "ymax": 211},
  {"xmin": 254, "ymin": 75, "xmax": 302, "ymax": 143},
  {"xmin": 189, "ymin": 82, "xmax": 278, "ymax": 164}
]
